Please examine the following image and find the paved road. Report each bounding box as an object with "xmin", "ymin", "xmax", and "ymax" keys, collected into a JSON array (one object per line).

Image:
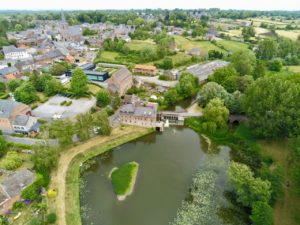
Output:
[
  {"xmin": 134, "ymin": 76, "xmax": 178, "ymax": 87},
  {"xmin": 4, "ymin": 135, "xmax": 59, "ymax": 146}
]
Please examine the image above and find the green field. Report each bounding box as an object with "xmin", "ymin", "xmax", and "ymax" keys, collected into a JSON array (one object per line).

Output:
[
  {"xmin": 174, "ymin": 35, "xmax": 224, "ymax": 52},
  {"xmin": 151, "ymin": 52, "xmax": 192, "ymax": 67},
  {"xmin": 217, "ymin": 40, "xmax": 250, "ymax": 52},
  {"xmin": 111, "ymin": 161, "xmax": 139, "ymax": 196},
  {"xmin": 126, "ymin": 39, "xmax": 157, "ymax": 51}
]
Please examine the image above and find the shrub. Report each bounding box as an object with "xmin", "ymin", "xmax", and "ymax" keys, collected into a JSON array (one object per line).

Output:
[
  {"xmin": 47, "ymin": 213, "xmax": 57, "ymax": 224},
  {"xmin": 12, "ymin": 201, "xmax": 25, "ymax": 210},
  {"xmin": 0, "ymin": 151, "xmax": 22, "ymax": 170}
]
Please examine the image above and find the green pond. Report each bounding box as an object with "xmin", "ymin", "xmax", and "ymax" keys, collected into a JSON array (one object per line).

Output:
[{"xmin": 80, "ymin": 127, "xmax": 239, "ymax": 225}]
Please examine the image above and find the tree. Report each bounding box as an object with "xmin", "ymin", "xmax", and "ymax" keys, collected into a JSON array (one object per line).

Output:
[
  {"xmin": 44, "ymin": 79, "xmax": 63, "ymax": 96},
  {"xmin": 198, "ymin": 82, "xmax": 229, "ymax": 107},
  {"xmin": 0, "ymin": 83, "xmax": 5, "ymax": 95},
  {"xmin": 70, "ymin": 68, "xmax": 88, "ymax": 97},
  {"xmin": 242, "ymin": 75, "xmax": 300, "ymax": 138},
  {"xmin": 176, "ymin": 72, "xmax": 198, "ymax": 99},
  {"xmin": 92, "ymin": 111, "xmax": 112, "ymax": 136},
  {"xmin": 202, "ymin": 98, "xmax": 229, "ymax": 133},
  {"xmin": 256, "ymin": 38, "xmax": 278, "ymax": 60},
  {"xmin": 96, "ymin": 89, "xmax": 111, "ymax": 107},
  {"xmin": 268, "ymin": 58, "xmax": 282, "ymax": 71},
  {"xmin": 14, "ymin": 24, "xmax": 22, "ymax": 32},
  {"xmin": 49, "ymin": 120, "xmax": 75, "ymax": 147},
  {"xmin": 7, "ymin": 79, "xmax": 23, "ymax": 92},
  {"xmin": 158, "ymin": 57, "xmax": 173, "ymax": 70},
  {"xmin": 253, "ymin": 60, "xmax": 266, "ymax": 79},
  {"xmin": 50, "ymin": 63, "xmax": 68, "ymax": 76},
  {"xmin": 75, "ymin": 113, "xmax": 93, "ymax": 141},
  {"xmin": 14, "ymin": 83, "xmax": 38, "ymax": 104},
  {"xmin": 250, "ymin": 201, "xmax": 273, "ymax": 225},
  {"xmin": 228, "ymin": 162, "xmax": 271, "ymax": 207},
  {"xmin": 164, "ymin": 88, "xmax": 178, "ymax": 106},
  {"xmin": 230, "ymin": 50, "xmax": 256, "ymax": 75},
  {"xmin": 242, "ymin": 26, "xmax": 255, "ymax": 40},
  {"xmin": 0, "ymin": 134, "xmax": 7, "ymax": 158},
  {"xmin": 32, "ymin": 145, "xmax": 59, "ymax": 175},
  {"xmin": 208, "ymin": 65, "xmax": 239, "ymax": 92}
]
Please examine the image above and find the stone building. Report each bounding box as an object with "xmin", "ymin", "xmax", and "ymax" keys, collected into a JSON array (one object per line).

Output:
[{"xmin": 108, "ymin": 68, "xmax": 133, "ymax": 96}]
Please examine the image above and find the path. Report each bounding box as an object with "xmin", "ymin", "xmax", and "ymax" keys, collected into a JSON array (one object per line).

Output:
[
  {"xmin": 4, "ymin": 135, "xmax": 59, "ymax": 146},
  {"xmin": 49, "ymin": 126, "xmax": 148, "ymax": 225}
]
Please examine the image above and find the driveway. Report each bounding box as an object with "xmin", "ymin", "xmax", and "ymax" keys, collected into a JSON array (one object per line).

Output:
[{"xmin": 134, "ymin": 76, "xmax": 178, "ymax": 87}]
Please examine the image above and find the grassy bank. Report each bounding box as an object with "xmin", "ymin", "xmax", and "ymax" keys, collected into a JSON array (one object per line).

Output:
[
  {"xmin": 111, "ymin": 161, "xmax": 139, "ymax": 200},
  {"xmin": 65, "ymin": 128, "xmax": 153, "ymax": 225}
]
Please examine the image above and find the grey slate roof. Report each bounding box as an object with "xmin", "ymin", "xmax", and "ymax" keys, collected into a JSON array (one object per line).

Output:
[
  {"xmin": 0, "ymin": 100, "xmax": 23, "ymax": 119},
  {"xmin": 187, "ymin": 60, "xmax": 229, "ymax": 81},
  {"xmin": 0, "ymin": 66, "xmax": 18, "ymax": 76},
  {"xmin": 2, "ymin": 45, "xmax": 24, "ymax": 55},
  {"xmin": 13, "ymin": 115, "xmax": 29, "ymax": 126},
  {"xmin": 0, "ymin": 169, "xmax": 35, "ymax": 199}
]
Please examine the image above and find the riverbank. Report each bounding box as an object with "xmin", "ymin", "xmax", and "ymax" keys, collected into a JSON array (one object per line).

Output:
[
  {"xmin": 110, "ymin": 161, "xmax": 139, "ymax": 201},
  {"xmin": 48, "ymin": 126, "xmax": 153, "ymax": 225}
]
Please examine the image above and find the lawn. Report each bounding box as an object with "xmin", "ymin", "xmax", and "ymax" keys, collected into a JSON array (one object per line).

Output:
[
  {"xmin": 151, "ymin": 52, "xmax": 192, "ymax": 68},
  {"xmin": 217, "ymin": 40, "xmax": 250, "ymax": 52},
  {"xmin": 98, "ymin": 51, "xmax": 120, "ymax": 63},
  {"xmin": 287, "ymin": 66, "xmax": 300, "ymax": 73},
  {"xmin": 126, "ymin": 39, "xmax": 157, "ymax": 51},
  {"xmin": 111, "ymin": 161, "xmax": 139, "ymax": 196},
  {"xmin": 88, "ymin": 83, "xmax": 102, "ymax": 95},
  {"xmin": 174, "ymin": 35, "xmax": 224, "ymax": 52},
  {"xmin": 259, "ymin": 139, "xmax": 300, "ymax": 225}
]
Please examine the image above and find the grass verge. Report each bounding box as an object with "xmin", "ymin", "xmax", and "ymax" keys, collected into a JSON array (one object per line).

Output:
[{"xmin": 65, "ymin": 128, "xmax": 153, "ymax": 225}]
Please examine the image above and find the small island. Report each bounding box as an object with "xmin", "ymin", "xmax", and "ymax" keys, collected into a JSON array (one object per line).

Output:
[{"xmin": 109, "ymin": 161, "xmax": 139, "ymax": 201}]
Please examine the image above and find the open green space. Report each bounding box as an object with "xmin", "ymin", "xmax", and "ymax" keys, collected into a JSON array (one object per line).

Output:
[
  {"xmin": 98, "ymin": 51, "xmax": 121, "ymax": 63},
  {"xmin": 87, "ymin": 83, "xmax": 102, "ymax": 95},
  {"xmin": 110, "ymin": 161, "xmax": 139, "ymax": 197},
  {"xmin": 217, "ymin": 40, "xmax": 250, "ymax": 52},
  {"xmin": 174, "ymin": 35, "xmax": 224, "ymax": 52},
  {"xmin": 126, "ymin": 39, "xmax": 157, "ymax": 51}
]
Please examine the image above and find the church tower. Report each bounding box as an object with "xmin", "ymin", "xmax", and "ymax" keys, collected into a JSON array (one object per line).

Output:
[{"xmin": 61, "ymin": 9, "xmax": 69, "ymax": 42}]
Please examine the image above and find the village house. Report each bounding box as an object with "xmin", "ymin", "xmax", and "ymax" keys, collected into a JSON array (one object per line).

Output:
[
  {"xmin": 0, "ymin": 100, "xmax": 38, "ymax": 134},
  {"xmin": 133, "ymin": 64, "xmax": 158, "ymax": 76},
  {"xmin": 108, "ymin": 68, "xmax": 133, "ymax": 96},
  {"xmin": 0, "ymin": 169, "xmax": 35, "ymax": 215},
  {"xmin": 0, "ymin": 67, "xmax": 22, "ymax": 83},
  {"xmin": 2, "ymin": 45, "xmax": 32, "ymax": 61}
]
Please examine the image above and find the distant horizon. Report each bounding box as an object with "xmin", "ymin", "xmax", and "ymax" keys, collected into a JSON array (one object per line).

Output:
[{"xmin": 1, "ymin": 0, "xmax": 300, "ymax": 11}]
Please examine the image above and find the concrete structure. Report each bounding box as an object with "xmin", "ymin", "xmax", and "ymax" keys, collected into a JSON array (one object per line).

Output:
[
  {"xmin": 0, "ymin": 169, "xmax": 35, "ymax": 215},
  {"xmin": 133, "ymin": 64, "xmax": 158, "ymax": 76},
  {"xmin": 108, "ymin": 68, "xmax": 133, "ymax": 96},
  {"xmin": 32, "ymin": 96, "xmax": 96, "ymax": 120},
  {"xmin": 0, "ymin": 100, "xmax": 32, "ymax": 133},
  {"xmin": 186, "ymin": 60, "xmax": 229, "ymax": 82}
]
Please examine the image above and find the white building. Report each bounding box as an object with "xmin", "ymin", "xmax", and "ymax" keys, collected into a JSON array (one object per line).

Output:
[{"xmin": 2, "ymin": 45, "xmax": 32, "ymax": 60}]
